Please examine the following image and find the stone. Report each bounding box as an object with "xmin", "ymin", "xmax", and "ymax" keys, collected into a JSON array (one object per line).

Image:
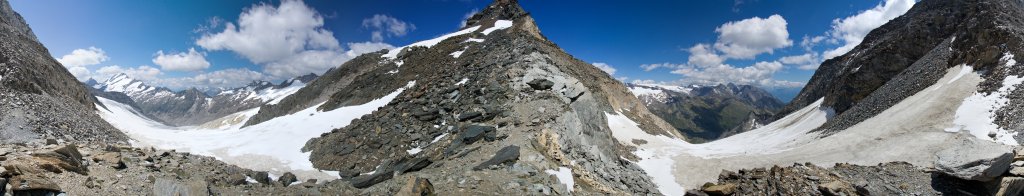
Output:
[
  {"xmin": 31, "ymin": 144, "xmax": 87, "ymax": 174},
  {"xmin": 251, "ymin": 171, "xmax": 271, "ymax": 184},
  {"xmin": 457, "ymin": 111, "xmax": 483, "ymax": 122},
  {"xmin": 396, "ymin": 177, "xmax": 434, "ymax": 196},
  {"xmin": 685, "ymin": 189, "xmax": 710, "ymax": 196},
  {"xmin": 818, "ymin": 180, "xmax": 857, "ymax": 196},
  {"xmin": 473, "ymin": 145, "xmax": 520, "ymax": 170},
  {"xmin": 92, "ymin": 152, "xmax": 125, "ymax": 169},
  {"xmin": 153, "ymin": 178, "xmax": 209, "ymax": 196},
  {"xmin": 9, "ymin": 174, "xmax": 61, "ymax": 195},
  {"xmin": 527, "ymin": 79, "xmax": 554, "ymax": 90},
  {"xmin": 702, "ymin": 183, "xmax": 736, "ymax": 195},
  {"xmin": 1011, "ymin": 167, "xmax": 1024, "ymax": 176},
  {"xmin": 526, "ymin": 184, "xmax": 550, "ymax": 195},
  {"xmin": 278, "ymin": 172, "xmax": 298, "ymax": 186},
  {"xmin": 44, "ymin": 139, "xmax": 57, "ymax": 145},
  {"xmin": 225, "ymin": 173, "xmax": 247, "ymax": 185},
  {"xmin": 394, "ymin": 157, "xmax": 433, "ymax": 174},
  {"xmin": 936, "ymin": 148, "xmax": 1013, "ymax": 181},
  {"xmin": 461, "ymin": 125, "xmax": 497, "ymax": 145},
  {"xmin": 995, "ymin": 177, "xmax": 1024, "ymax": 196}
]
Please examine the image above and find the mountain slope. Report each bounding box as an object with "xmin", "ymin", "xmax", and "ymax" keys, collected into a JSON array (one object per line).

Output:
[
  {"xmin": 0, "ymin": 0, "xmax": 126, "ymax": 143},
  {"xmin": 92, "ymin": 73, "xmax": 316, "ymax": 126},
  {"xmin": 627, "ymin": 83, "xmax": 784, "ymax": 143},
  {"xmin": 779, "ymin": 0, "xmax": 1024, "ymax": 138},
  {"xmin": 232, "ymin": 0, "xmax": 681, "ymax": 194}
]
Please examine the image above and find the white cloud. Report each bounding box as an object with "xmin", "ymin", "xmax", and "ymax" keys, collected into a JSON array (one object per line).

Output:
[
  {"xmin": 800, "ymin": 35, "xmax": 825, "ymax": 51},
  {"xmin": 154, "ymin": 68, "xmax": 269, "ymax": 89},
  {"xmin": 95, "ymin": 65, "xmax": 163, "ymax": 82},
  {"xmin": 57, "ymin": 47, "xmax": 109, "ymax": 67},
  {"xmin": 195, "ymin": 0, "xmax": 391, "ymax": 79},
  {"xmin": 152, "ymin": 48, "xmax": 211, "ymax": 71},
  {"xmin": 822, "ymin": 0, "xmax": 915, "ymax": 60},
  {"xmin": 665, "ymin": 61, "xmax": 799, "ymax": 88},
  {"xmin": 592, "ymin": 62, "xmax": 617, "ymax": 75},
  {"xmin": 686, "ymin": 44, "xmax": 724, "ymax": 67},
  {"xmin": 362, "ymin": 14, "xmax": 415, "ymax": 42},
  {"xmin": 713, "ymin": 14, "xmax": 792, "ymax": 59}
]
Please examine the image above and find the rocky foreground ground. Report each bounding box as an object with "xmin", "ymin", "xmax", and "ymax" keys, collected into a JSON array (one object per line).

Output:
[{"xmin": 687, "ymin": 148, "xmax": 1024, "ymax": 196}]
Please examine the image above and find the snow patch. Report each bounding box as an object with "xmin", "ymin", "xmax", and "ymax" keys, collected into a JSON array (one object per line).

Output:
[
  {"xmin": 465, "ymin": 38, "xmax": 485, "ymax": 43},
  {"xmin": 604, "ymin": 112, "xmax": 686, "ymax": 195},
  {"xmin": 481, "ymin": 20, "xmax": 513, "ymax": 35},
  {"xmin": 406, "ymin": 147, "xmax": 422, "ymax": 155},
  {"xmin": 544, "ymin": 167, "xmax": 574, "ymax": 192},
  {"xmin": 450, "ymin": 50, "xmax": 465, "ymax": 58},
  {"xmin": 1003, "ymin": 53, "xmax": 1017, "ymax": 68},
  {"xmin": 97, "ymin": 81, "xmax": 417, "ymax": 180},
  {"xmin": 950, "ymin": 60, "xmax": 1022, "ymax": 145},
  {"xmin": 456, "ymin": 78, "xmax": 469, "ymax": 85},
  {"xmin": 382, "ymin": 26, "xmax": 481, "ymax": 59}
]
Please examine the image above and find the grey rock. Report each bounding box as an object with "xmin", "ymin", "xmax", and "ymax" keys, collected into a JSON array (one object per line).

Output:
[
  {"xmin": 457, "ymin": 111, "xmax": 482, "ymax": 122},
  {"xmin": 473, "ymin": 145, "xmax": 520, "ymax": 170},
  {"xmin": 152, "ymin": 178, "xmax": 209, "ymax": 196},
  {"xmin": 936, "ymin": 140, "xmax": 1013, "ymax": 181},
  {"xmin": 526, "ymin": 79, "xmax": 554, "ymax": 90},
  {"xmin": 278, "ymin": 172, "xmax": 297, "ymax": 186},
  {"xmin": 461, "ymin": 125, "xmax": 497, "ymax": 145},
  {"xmin": 250, "ymin": 171, "xmax": 271, "ymax": 184},
  {"xmin": 995, "ymin": 177, "xmax": 1024, "ymax": 196}
]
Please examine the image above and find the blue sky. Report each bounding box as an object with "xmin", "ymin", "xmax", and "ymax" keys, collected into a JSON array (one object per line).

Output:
[{"xmin": 10, "ymin": 0, "xmax": 915, "ymax": 96}]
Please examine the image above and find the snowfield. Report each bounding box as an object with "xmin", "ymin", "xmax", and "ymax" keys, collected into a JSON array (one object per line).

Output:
[
  {"xmin": 97, "ymin": 81, "xmax": 417, "ymax": 181},
  {"xmin": 611, "ymin": 64, "xmax": 1015, "ymax": 195}
]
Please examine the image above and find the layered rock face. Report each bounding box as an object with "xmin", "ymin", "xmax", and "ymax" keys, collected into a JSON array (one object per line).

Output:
[
  {"xmin": 780, "ymin": 0, "xmax": 1024, "ymax": 138},
  {"xmin": 0, "ymin": 0, "xmax": 126, "ymax": 144},
  {"xmin": 628, "ymin": 83, "xmax": 784, "ymax": 143}
]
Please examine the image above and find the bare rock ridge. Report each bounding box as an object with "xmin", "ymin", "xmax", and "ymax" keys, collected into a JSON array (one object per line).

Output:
[
  {"xmin": 779, "ymin": 0, "xmax": 1024, "ymax": 137},
  {"xmin": 0, "ymin": 0, "xmax": 126, "ymax": 143}
]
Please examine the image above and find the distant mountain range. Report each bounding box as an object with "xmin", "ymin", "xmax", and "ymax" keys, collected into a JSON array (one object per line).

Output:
[
  {"xmin": 627, "ymin": 83, "xmax": 785, "ymax": 143},
  {"xmin": 86, "ymin": 73, "xmax": 317, "ymax": 126}
]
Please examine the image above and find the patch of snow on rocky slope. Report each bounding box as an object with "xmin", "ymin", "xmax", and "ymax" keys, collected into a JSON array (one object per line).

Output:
[
  {"xmin": 949, "ymin": 54, "xmax": 1023, "ymax": 145},
  {"xmin": 97, "ymin": 81, "xmax": 416, "ymax": 181}
]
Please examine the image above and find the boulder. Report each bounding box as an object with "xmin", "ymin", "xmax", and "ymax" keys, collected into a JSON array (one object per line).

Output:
[
  {"xmin": 351, "ymin": 160, "xmax": 396, "ymax": 188},
  {"xmin": 92, "ymin": 152, "xmax": 125, "ymax": 169},
  {"xmin": 153, "ymin": 178, "xmax": 209, "ymax": 196},
  {"xmin": 250, "ymin": 171, "xmax": 271, "ymax": 184},
  {"xmin": 394, "ymin": 157, "xmax": 432, "ymax": 174},
  {"xmin": 396, "ymin": 177, "xmax": 435, "ymax": 196},
  {"xmin": 225, "ymin": 173, "xmax": 247, "ymax": 185},
  {"xmin": 461, "ymin": 125, "xmax": 497, "ymax": 145},
  {"xmin": 527, "ymin": 79, "xmax": 554, "ymax": 90},
  {"xmin": 473, "ymin": 145, "xmax": 520, "ymax": 170},
  {"xmin": 817, "ymin": 180, "xmax": 857, "ymax": 196},
  {"xmin": 457, "ymin": 111, "xmax": 483, "ymax": 122},
  {"xmin": 31, "ymin": 144, "xmax": 87, "ymax": 174},
  {"xmin": 702, "ymin": 183, "xmax": 736, "ymax": 196},
  {"xmin": 994, "ymin": 177, "xmax": 1024, "ymax": 196},
  {"xmin": 278, "ymin": 172, "xmax": 298, "ymax": 186},
  {"xmin": 937, "ymin": 140, "xmax": 1015, "ymax": 181},
  {"xmin": 9, "ymin": 174, "xmax": 62, "ymax": 195}
]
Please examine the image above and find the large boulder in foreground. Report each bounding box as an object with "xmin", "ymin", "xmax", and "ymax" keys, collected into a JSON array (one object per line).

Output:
[{"xmin": 935, "ymin": 136, "xmax": 1014, "ymax": 181}]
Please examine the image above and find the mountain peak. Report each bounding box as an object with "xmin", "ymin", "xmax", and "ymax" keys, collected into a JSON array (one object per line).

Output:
[{"xmin": 463, "ymin": 0, "xmax": 528, "ymax": 27}]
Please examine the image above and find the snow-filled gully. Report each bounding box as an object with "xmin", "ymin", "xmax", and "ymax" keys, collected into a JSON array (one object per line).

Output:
[
  {"xmin": 609, "ymin": 63, "xmax": 1019, "ymax": 195},
  {"xmin": 97, "ymin": 81, "xmax": 416, "ymax": 181}
]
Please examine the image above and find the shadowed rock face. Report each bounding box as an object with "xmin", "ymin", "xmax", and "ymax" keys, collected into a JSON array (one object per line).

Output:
[
  {"xmin": 780, "ymin": 0, "xmax": 1024, "ymax": 137},
  {"xmin": 0, "ymin": 0, "xmax": 126, "ymax": 143}
]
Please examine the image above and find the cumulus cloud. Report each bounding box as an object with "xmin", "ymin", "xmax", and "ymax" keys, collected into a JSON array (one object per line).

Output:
[
  {"xmin": 640, "ymin": 63, "xmax": 680, "ymax": 72},
  {"xmin": 94, "ymin": 65, "xmax": 163, "ymax": 82},
  {"xmin": 154, "ymin": 68, "xmax": 269, "ymax": 89},
  {"xmin": 196, "ymin": 0, "xmax": 362, "ymax": 79},
  {"xmin": 362, "ymin": 14, "xmax": 415, "ymax": 42},
  {"xmin": 713, "ymin": 14, "xmax": 792, "ymax": 59},
  {"xmin": 57, "ymin": 47, "xmax": 109, "ymax": 67},
  {"xmin": 686, "ymin": 44, "xmax": 724, "ymax": 67},
  {"xmin": 822, "ymin": 0, "xmax": 914, "ymax": 60},
  {"xmin": 591, "ymin": 62, "xmax": 617, "ymax": 75},
  {"xmin": 152, "ymin": 48, "xmax": 211, "ymax": 71},
  {"xmin": 779, "ymin": 53, "xmax": 823, "ymax": 70}
]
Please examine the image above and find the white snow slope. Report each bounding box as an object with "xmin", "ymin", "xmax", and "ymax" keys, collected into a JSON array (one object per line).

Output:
[
  {"xmin": 97, "ymin": 81, "xmax": 416, "ymax": 181},
  {"xmin": 610, "ymin": 63, "xmax": 1017, "ymax": 195}
]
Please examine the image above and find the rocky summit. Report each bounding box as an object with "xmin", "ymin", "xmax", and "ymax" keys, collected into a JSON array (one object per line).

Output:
[{"xmin": 4, "ymin": 0, "xmax": 1024, "ymax": 195}]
